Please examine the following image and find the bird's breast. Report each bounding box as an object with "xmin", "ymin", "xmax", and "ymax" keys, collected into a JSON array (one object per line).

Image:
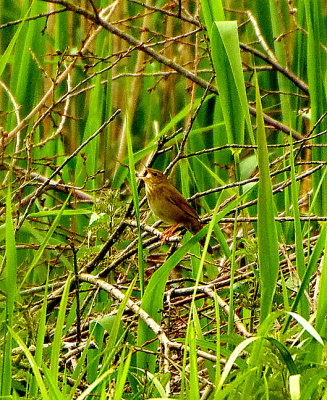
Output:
[{"xmin": 148, "ymin": 195, "xmax": 178, "ymax": 224}]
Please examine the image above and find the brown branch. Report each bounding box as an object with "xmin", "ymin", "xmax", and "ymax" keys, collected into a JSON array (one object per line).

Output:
[
  {"xmin": 0, "ymin": 9, "xmax": 66, "ymax": 29},
  {"xmin": 0, "ymin": 162, "xmax": 95, "ymax": 211},
  {"xmin": 240, "ymin": 43, "xmax": 309, "ymax": 95},
  {"xmin": 78, "ymin": 273, "xmax": 251, "ymax": 362}
]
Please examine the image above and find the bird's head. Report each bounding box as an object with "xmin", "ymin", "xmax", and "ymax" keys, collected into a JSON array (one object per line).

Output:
[{"xmin": 141, "ymin": 168, "xmax": 167, "ymax": 186}]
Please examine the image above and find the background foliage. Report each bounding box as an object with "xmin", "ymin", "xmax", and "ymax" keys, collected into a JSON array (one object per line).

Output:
[{"xmin": 1, "ymin": 0, "xmax": 327, "ymax": 398}]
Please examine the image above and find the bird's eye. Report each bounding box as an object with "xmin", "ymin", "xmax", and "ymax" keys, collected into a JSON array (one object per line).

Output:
[{"xmin": 153, "ymin": 172, "xmax": 157, "ymax": 176}]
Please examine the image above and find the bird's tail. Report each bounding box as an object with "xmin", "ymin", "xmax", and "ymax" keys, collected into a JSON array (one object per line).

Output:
[{"xmin": 185, "ymin": 219, "xmax": 213, "ymax": 255}]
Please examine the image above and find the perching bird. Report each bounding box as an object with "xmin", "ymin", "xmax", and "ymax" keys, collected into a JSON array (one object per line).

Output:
[{"xmin": 141, "ymin": 167, "xmax": 213, "ymax": 254}]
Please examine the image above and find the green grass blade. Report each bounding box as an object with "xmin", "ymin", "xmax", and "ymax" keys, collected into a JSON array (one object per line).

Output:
[
  {"xmin": 49, "ymin": 273, "xmax": 72, "ymax": 385},
  {"xmin": 315, "ymin": 231, "xmax": 327, "ymax": 338},
  {"xmin": 30, "ymin": 268, "xmax": 50, "ymax": 397},
  {"xmin": 243, "ymin": 311, "xmax": 284, "ymax": 397},
  {"xmin": 228, "ymin": 214, "xmax": 238, "ymax": 338},
  {"xmin": 8, "ymin": 327, "xmax": 50, "ymax": 400},
  {"xmin": 0, "ymin": 184, "xmax": 18, "ymax": 396},
  {"xmin": 289, "ymin": 374, "xmax": 301, "ymax": 400},
  {"xmin": 269, "ymin": 1, "xmax": 292, "ymax": 125},
  {"xmin": 283, "ymin": 223, "xmax": 327, "ymax": 331},
  {"xmin": 126, "ymin": 116, "xmax": 144, "ymax": 296},
  {"xmin": 289, "ymin": 136, "xmax": 309, "ymax": 319},
  {"xmin": 214, "ymin": 293, "xmax": 221, "ymax": 389},
  {"xmin": 264, "ymin": 337, "xmax": 298, "ymax": 376},
  {"xmin": 287, "ymin": 312, "xmax": 323, "ymax": 345},
  {"xmin": 28, "ymin": 209, "xmax": 93, "ymax": 218},
  {"xmin": 136, "ymin": 233, "xmax": 202, "ymax": 374},
  {"xmin": 217, "ymin": 337, "xmax": 258, "ymax": 392},
  {"xmin": 255, "ymin": 75, "xmax": 279, "ymax": 323},
  {"xmin": 189, "ymin": 323, "xmax": 200, "ymax": 400},
  {"xmin": 103, "ymin": 276, "xmax": 137, "ymax": 355},
  {"xmin": 211, "ymin": 21, "xmax": 255, "ymax": 146},
  {"xmin": 68, "ymin": 325, "xmax": 99, "ymax": 398},
  {"xmin": 76, "ymin": 370, "xmax": 111, "ymax": 400},
  {"xmin": 76, "ymin": 73, "xmax": 104, "ymax": 189},
  {"xmin": 42, "ymin": 364, "xmax": 65, "ymax": 400},
  {"xmin": 113, "ymin": 347, "xmax": 132, "ymax": 400},
  {"xmin": 192, "ymin": 305, "xmax": 215, "ymax": 382}
]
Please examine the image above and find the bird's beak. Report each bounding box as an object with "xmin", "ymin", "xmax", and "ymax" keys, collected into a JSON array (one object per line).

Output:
[
  {"xmin": 136, "ymin": 173, "xmax": 142, "ymax": 183},
  {"xmin": 136, "ymin": 169, "xmax": 147, "ymax": 182}
]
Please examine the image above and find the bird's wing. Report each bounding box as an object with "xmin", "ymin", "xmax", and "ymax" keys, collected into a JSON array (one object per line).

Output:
[{"xmin": 163, "ymin": 183, "xmax": 199, "ymax": 221}]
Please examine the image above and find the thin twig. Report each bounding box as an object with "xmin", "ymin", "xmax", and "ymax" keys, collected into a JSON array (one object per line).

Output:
[{"xmin": 0, "ymin": 9, "xmax": 66, "ymax": 29}]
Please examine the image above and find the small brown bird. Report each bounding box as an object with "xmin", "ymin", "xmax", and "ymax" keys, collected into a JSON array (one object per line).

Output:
[{"xmin": 141, "ymin": 167, "xmax": 213, "ymax": 254}]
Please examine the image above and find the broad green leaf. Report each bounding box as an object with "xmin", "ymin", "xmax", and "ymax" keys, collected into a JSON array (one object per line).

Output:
[
  {"xmin": 211, "ymin": 21, "xmax": 255, "ymax": 147},
  {"xmin": 200, "ymin": 0, "xmax": 224, "ymax": 33},
  {"xmin": 211, "ymin": 21, "xmax": 244, "ymax": 146}
]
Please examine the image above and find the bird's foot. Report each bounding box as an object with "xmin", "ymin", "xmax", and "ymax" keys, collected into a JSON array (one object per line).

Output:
[{"xmin": 160, "ymin": 224, "xmax": 181, "ymax": 245}]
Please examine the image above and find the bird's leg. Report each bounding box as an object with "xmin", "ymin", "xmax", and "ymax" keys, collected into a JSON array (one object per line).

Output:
[{"xmin": 160, "ymin": 224, "xmax": 181, "ymax": 245}]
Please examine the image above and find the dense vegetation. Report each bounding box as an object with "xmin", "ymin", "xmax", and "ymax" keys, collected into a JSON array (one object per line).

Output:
[{"xmin": 1, "ymin": 0, "xmax": 327, "ymax": 398}]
